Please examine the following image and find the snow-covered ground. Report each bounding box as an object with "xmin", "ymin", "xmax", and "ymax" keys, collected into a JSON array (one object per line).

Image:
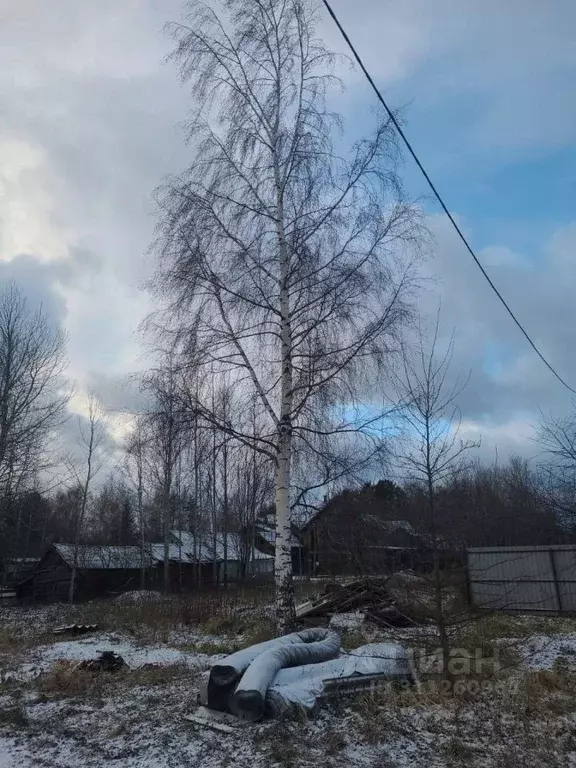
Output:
[
  {"xmin": 520, "ymin": 632, "xmax": 576, "ymax": 669},
  {"xmin": 3, "ymin": 632, "xmax": 220, "ymax": 684},
  {"xmin": 1, "ymin": 604, "xmax": 576, "ymax": 767}
]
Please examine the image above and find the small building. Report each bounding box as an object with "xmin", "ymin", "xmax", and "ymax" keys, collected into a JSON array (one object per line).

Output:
[
  {"xmin": 18, "ymin": 544, "xmax": 152, "ymax": 603},
  {"xmin": 149, "ymin": 531, "xmax": 274, "ymax": 589},
  {"xmin": 1, "ymin": 556, "xmax": 40, "ymax": 586}
]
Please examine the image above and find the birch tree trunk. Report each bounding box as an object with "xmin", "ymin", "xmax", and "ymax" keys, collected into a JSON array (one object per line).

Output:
[
  {"xmin": 124, "ymin": 416, "xmax": 147, "ymax": 590},
  {"xmin": 162, "ymin": 452, "xmax": 173, "ymax": 593},
  {"xmin": 274, "ymin": 191, "xmax": 296, "ymax": 630},
  {"xmin": 137, "ymin": 455, "xmax": 145, "ymax": 590},
  {"xmin": 222, "ymin": 435, "xmax": 229, "ymax": 588},
  {"xmin": 140, "ymin": 360, "xmax": 182, "ymax": 595}
]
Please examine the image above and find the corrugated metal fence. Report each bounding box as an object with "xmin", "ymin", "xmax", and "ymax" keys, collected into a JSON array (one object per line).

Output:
[{"xmin": 467, "ymin": 545, "xmax": 576, "ymax": 613}]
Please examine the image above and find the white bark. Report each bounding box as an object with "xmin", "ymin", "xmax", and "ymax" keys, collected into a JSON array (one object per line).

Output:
[
  {"xmin": 275, "ymin": 416, "xmax": 294, "ymax": 630},
  {"xmin": 274, "ymin": 160, "xmax": 296, "ymax": 630}
]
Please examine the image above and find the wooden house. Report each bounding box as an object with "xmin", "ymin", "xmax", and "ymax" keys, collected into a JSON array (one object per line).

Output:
[
  {"xmin": 18, "ymin": 544, "xmax": 152, "ymax": 603},
  {"xmin": 18, "ymin": 531, "xmax": 275, "ymax": 603},
  {"xmin": 300, "ymin": 482, "xmax": 423, "ymax": 576}
]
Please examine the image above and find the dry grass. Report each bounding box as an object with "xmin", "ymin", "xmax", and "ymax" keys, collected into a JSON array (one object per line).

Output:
[
  {"xmin": 255, "ymin": 717, "xmax": 314, "ymax": 767},
  {"xmin": 118, "ymin": 663, "xmax": 191, "ymax": 689},
  {"xmin": 243, "ymin": 618, "xmax": 276, "ymax": 646},
  {"xmin": 454, "ymin": 612, "xmax": 576, "ymax": 642},
  {"xmin": 0, "ymin": 586, "xmax": 275, "ymax": 647},
  {"xmin": 0, "ymin": 630, "xmax": 23, "ymax": 654},
  {"xmin": 36, "ymin": 662, "xmax": 106, "ymax": 699},
  {"xmin": 339, "ymin": 630, "xmax": 368, "ymax": 650},
  {"xmin": 35, "ymin": 659, "xmax": 192, "ymax": 700},
  {"xmin": 441, "ymin": 736, "xmax": 476, "ymax": 763},
  {"xmin": 0, "ymin": 628, "xmax": 57, "ymax": 655},
  {"xmin": 65, "ymin": 587, "xmax": 276, "ymax": 641}
]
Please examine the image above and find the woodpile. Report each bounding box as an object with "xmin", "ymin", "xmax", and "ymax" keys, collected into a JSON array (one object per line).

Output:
[{"xmin": 296, "ymin": 577, "xmax": 422, "ymax": 628}]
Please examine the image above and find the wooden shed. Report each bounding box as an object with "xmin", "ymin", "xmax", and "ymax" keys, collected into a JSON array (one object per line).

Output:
[{"xmin": 18, "ymin": 544, "xmax": 152, "ymax": 603}]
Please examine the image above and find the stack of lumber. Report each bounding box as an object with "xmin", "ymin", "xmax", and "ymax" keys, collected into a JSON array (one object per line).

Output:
[{"xmin": 296, "ymin": 577, "xmax": 419, "ymax": 628}]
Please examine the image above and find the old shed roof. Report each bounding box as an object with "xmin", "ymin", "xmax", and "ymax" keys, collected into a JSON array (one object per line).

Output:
[{"xmin": 54, "ymin": 544, "xmax": 152, "ymax": 570}]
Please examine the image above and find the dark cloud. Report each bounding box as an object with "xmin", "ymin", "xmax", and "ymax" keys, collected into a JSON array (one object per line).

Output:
[{"xmin": 407, "ymin": 216, "xmax": 576, "ymax": 460}]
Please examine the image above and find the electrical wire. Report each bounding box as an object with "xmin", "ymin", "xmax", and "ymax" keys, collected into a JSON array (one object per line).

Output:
[{"xmin": 321, "ymin": 0, "xmax": 576, "ymax": 396}]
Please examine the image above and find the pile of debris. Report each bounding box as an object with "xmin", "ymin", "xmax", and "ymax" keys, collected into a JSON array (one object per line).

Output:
[
  {"xmin": 296, "ymin": 576, "xmax": 424, "ymax": 628},
  {"xmin": 78, "ymin": 651, "xmax": 127, "ymax": 673}
]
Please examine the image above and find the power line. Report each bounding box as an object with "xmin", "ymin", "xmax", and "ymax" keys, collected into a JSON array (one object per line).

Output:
[{"xmin": 321, "ymin": 0, "xmax": 576, "ymax": 396}]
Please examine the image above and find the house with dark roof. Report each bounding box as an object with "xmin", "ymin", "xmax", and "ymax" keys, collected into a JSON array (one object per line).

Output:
[{"xmin": 299, "ymin": 481, "xmax": 424, "ymax": 576}]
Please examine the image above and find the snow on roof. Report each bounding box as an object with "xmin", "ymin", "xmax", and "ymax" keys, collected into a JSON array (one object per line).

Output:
[
  {"xmin": 166, "ymin": 530, "xmax": 273, "ymax": 564},
  {"xmin": 255, "ymin": 523, "xmax": 300, "ymax": 548},
  {"xmin": 54, "ymin": 544, "xmax": 152, "ymax": 570},
  {"xmin": 148, "ymin": 543, "xmax": 196, "ymax": 565}
]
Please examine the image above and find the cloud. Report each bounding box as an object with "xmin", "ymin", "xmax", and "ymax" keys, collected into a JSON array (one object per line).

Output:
[
  {"xmin": 0, "ymin": 255, "xmax": 68, "ymax": 325},
  {"xmin": 0, "ymin": 140, "xmax": 71, "ymax": 263},
  {"xmin": 408, "ymin": 214, "xmax": 576, "ymax": 460},
  {"xmin": 2, "ymin": 0, "xmax": 575, "ymax": 470},
  {"xmin": 326, "ymin": 0, "xmax": 576, "ymax": 157}
]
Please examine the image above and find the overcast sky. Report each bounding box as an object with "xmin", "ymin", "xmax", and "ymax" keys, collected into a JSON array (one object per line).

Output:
[{"xmin": 2, "ymin": 0, "xmax": 575, "ymax": 466}]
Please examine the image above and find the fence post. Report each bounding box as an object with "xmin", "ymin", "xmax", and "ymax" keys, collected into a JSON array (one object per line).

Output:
[{"xmin": 548, "ymin": 548, "xmax": 563, "ymax": 612}]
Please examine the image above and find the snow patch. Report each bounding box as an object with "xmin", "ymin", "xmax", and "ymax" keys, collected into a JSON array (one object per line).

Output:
[
  {"xmin": 520, "ymin": 633, "xmax": 576, "ymax": 669},
  {"xmin": 35, "ymin": 633, "xmax": 214, "ymax": 669},
  {"xmin": 5, "ymin": 633, "xmax": 217, "ymax": 682},
  {"xmin": 329, "ymin": 612, "xmax": 365, "ymax": 630}
]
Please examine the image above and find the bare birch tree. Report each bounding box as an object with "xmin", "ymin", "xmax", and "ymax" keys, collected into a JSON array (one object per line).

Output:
[
  {"xmin": 67, "ymin": 393, "xmax": 107, "ymax": 602},
  {"xmin": 536, "ymin": 407, "xmax": 576, "ymax": 527},
  {"xmin": 141, "ymin": 360, "xmax": 186, "ymax": 592},
  {"xmin": 152, "ymin": 0, "xmax": 422, "ymax": 630},
  {"xmin": 124, "ymin": 414, "xmax": 151, "ymax": 588},
  {"xmin": 0, "ymin": 282, "xmax": 68, "ymax": 501},
  {"xmin": 395, "ymin": 320, "xmax": 477, "ymax": 678},
  {"xmin": 0, "ymin": 282, "xmax": 69, "ymax": 571}
]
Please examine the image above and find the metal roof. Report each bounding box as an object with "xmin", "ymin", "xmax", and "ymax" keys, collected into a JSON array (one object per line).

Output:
[
  {"xmin": 148, "ymin": 543, "xmax": 196, "ymax": 565},
  {"xmin": 54, "ymin": 544, "xmax": 152, "ymax": 570},
  {"xmin": 53, "ymin": 534, "xmax": 274, "ymax": 570},
  {"xmin": 255, "ymin": 524, "xmax": 300, "ymax": 548},
  {"xmin": 153, "ymin": 530, "xmax": 274, "ymax": 565}
]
